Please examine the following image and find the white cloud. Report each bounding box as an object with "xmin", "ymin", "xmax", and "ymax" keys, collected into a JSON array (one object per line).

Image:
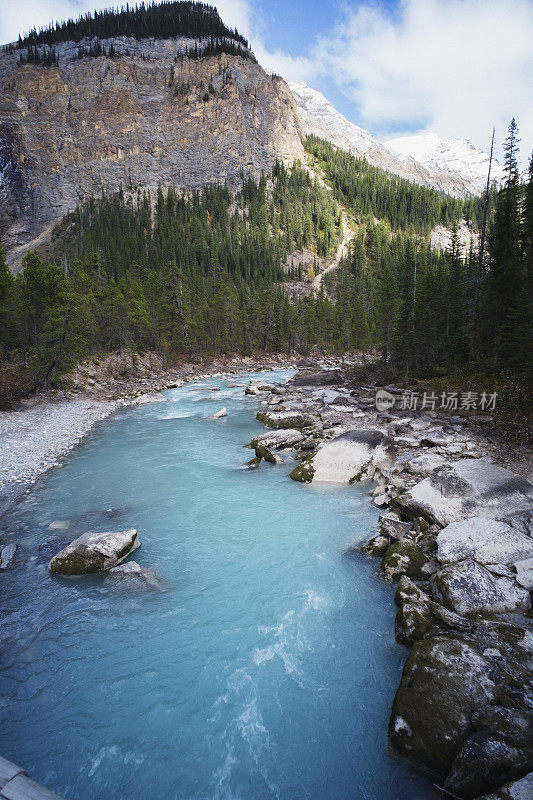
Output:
[{"xmin": 313, "ymin": 0, "xmax": 533, "ymax": 164}]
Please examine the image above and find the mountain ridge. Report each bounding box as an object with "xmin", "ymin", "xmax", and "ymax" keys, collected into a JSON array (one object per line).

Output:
[{"xmin": 288, "ymin": 80, "xmax": 502, "ymax": 197}]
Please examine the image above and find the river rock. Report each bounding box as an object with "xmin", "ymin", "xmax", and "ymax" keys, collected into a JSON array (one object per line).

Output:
[
  {"xmin": 106, "ymin": 561, "xmax": 161, "ymax": 589},
  {"xmin": 381, "ymin": 539, "xmax": 433, "ymax": 581},
  {"xmin": 379, "ymin": 516, "xmax": 412, "ymax": 540},
  {"xmin": 394, "ymin": 577, "xmax": 437, "ymax": 645},
  {"xmin": 437, "ymin": 518, "xmax": 533, "ymax": 567},
  {"xmin": 392, "ymin": 459, "xmax": 533, "ymax": 526},
  {"xmin": 290, "ymin": 369, "xmax": 343, "ymax": 387},
  {"xmin": 514, "ymin": 557, "xmax": 533, "ymax": 590},
  {"xmin": 444, "ymin": 731, "xmax": 533, "ymax": 799},
  {"xmin": 49, "ymin": 529, "xmax": 141, "ymax": 575},
  {"xmin": 134, "ymin": 392, "xmax": 169, "ymax": 404},
  {"xmin": 256, "ymin": 410, "xmax": 316, "ymax": 429},
  {"xmin": 405, "ymin": 452, "xmax": 447, "ymax": 476},
  {"xmin": 254, "ymin": 444, "xmax": 283, "ymax": 464},
  {"xmin": 291, "ymin": 429, "xmax": 396, "ymax": 483},
  {"xmin": 0, "ymin": 543, "xmax": 18, "ymax": 570},
  {"xmin": 430, "ymin": 559, "xmax": 531, "ymax": 615},
  {"xmin": 475, "ymin": 773, "xmax": 533, "ymax": 800},
  {"xmin": 209, "ymin": 407, "xmax": 227, "ymax": 419},
  {"xmin": 389, "ymin": 637, "xmax": 501, "ymax": 774},
  {"xmin": 360, "ymin": 535, "xmax": 389, "ymax": 556},
  {"xmin": 249, "ymin": 429, "xmax": 304, "ymax": 449}
]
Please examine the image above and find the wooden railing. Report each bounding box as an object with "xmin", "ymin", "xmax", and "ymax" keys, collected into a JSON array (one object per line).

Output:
[{"xmin": 0, "ymin": 756, "xmax": 65, "ymax": 800}]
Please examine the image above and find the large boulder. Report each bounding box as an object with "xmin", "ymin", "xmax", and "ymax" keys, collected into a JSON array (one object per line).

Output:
[
  {"xmin": 292, "ymin": 429, "xmax": 396, "ymax": 483},
  {"xmin": 290, "ymin": 369, "xmax": 343, "ymax": 387},
  {"xmin": 514, "ymin": 557, "xmax": 533, "ymax": 590},
  {"xmin": 256, "ymin": 410, "xmax": 316, "ymax": 430},
  {"xmin": 389, "ymin": 637, "xmax": 501, "ymax": 774},
  {"xmin": 49, "ymin": 529, "xmax": 140, "ymax": 575},
  {"xmin": 430, "ymin": 559, "xmax": 531, "ymax": 615},
  {"xmin": 444, "ymin": 731, "xmax": 533, "ymax": 799},
  {"xmin": 249, "ymin": 429, "xmax": 304, "ymax": 450},
  {"xmin": 392, "ymin": 459, "xmax": 533, "ymax": 526},
  {"xmin": 437, "ymin": 517, "xmax": 533, "ymax": 567}
]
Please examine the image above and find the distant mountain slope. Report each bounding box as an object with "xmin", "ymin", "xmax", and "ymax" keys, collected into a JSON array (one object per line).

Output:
[
  {"xmin": 384, "ymin": 132, "xmax": 504, "ymax": 196},
  {"xmin": 288, "ymin": 81, "xmax": 499, "ymax": 197}
]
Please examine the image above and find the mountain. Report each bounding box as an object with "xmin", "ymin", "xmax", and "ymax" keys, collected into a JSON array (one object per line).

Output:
[
  {"xmin": 0, "ymin": 22, "xmax": 303, "ymax": 265},
  {"xmin": 288, "ymin": 81, "xmax": 500, "ymax": 197},
  {"xmin": 384, "ymin": 132, "xmax": 504, "ymax": 196}
]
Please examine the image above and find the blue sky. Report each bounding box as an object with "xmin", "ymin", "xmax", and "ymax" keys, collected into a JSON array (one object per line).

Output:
[{"xmin": 1, "ymin": 0, "xmax": 532, "ymax": 163}]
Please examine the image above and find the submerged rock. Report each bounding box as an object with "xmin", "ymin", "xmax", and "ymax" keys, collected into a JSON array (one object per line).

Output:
[
  {"xmin": 430, "ymin": 559, "xmax": 531, "ymax": 615},
  {"xmin": 49, "ymin": 529, "xmax": 140, "ymax": 575},
  {"xmin": 0, "ymin": 543, "xmax": 18, "ymax": 570},
  {"xmin": 106, "ymin": 561, "xmax": 161, "ymax": 589},
  {"xmin": 392, "ymin": 459, "xmax": 533, "ymax": 526},
  {"xmin": 389, "ymin": 636, "xmax": 501, "ymax": 774}
]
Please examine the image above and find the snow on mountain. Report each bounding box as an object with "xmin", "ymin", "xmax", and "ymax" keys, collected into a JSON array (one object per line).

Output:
[
  {"xmin": 384, "ymin": 132, "xmax": 504, "ymax": 196},
  {"xmin": 288, "ymin": 81, "xmax": 500, "ymax": 197}
]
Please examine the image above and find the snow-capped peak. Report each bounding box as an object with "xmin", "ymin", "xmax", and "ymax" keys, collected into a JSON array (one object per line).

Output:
[
  {"xmin": 287, "ymin": 80, "xmax": 502, "ymax": 197},
  {"xmin": 384, "ymin": 132, "xmax": 504, "ymax": 195}
]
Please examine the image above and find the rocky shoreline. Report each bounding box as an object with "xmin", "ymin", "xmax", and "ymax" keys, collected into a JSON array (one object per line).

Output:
[{"xmin": 243, "ymin": 363, "xmax": 533, "ymax": 800}]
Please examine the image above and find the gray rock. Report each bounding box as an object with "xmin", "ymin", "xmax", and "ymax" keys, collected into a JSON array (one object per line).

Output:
[
  {"xmin": 359, "ymin": 535, "xmax": 389, "ymax": 556},
  {"xmin": 0, "ymin": 543, "xmax": 18, "ymax": 570},
  {"xmin": 389, "ymin": 637, "xmax": 501, "ymax": 774},
  {"xmin": 472, "ymin": 706, "xmax": 533, "ymax": 749},
  {"xmin": 302, "ymin": 429, "xmax": 396, "ymax": 484},
  {"xmin": 209, "ymin": 407, "xmax": 227, "ymax": 419},
  {"xmin": 405, "ymin": 452, "xmax": 447, "ymax": 475},
  {"xmin": 106, "ymin": 561, "xmax": 161, "ymax": 589},
  {"xmin": 475, "ymin": 772, "xmax": 533, "ymax": 799},
  {"xmin": 437, "ymin": 517, "xmax": 533, "ymax": 566},
  {"xmin": 514, "ymin": 557, "xmax": 533, "ymax": 590},
  {"xmin": 392, "ymin": 459, "xmax": 533, "ymax": 526},
  {"xmin": 290, "ymin": 369, "xmax": 343, "ymax": 387},
  {"xmin": 444, "ymin": 731, "xmax": 533, "ymax": 799},
  {"xmin": 430, "ymin": 559, "xmax": 531, "ymax": 615},
  {"xmin": 379, "ymin": 516, "xmax": 412, "ymax": 540},
  {"xmin": 249, "ymin": 429, "xmax": 304, "ymax": 450},
  {"xmin": 49, "ymin": 529, "xmax": 140, "ymax": 575},
  {"xmin": 256, "ymin": 410, "xmax": 316, "ymax": 429}
]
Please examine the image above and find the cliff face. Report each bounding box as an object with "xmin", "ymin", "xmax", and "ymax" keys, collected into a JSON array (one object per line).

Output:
[{"xmin": 0, "ymin": 37, "xmax": 304, "ymax": 265}]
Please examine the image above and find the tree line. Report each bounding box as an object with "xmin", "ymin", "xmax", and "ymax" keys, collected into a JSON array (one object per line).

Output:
[
  {"xmin": 0, "ymin": 124, "xmax": 530, "ymax": 401},
  {"xmin": 16, "ymin": 2, "xmax": 248, "ymax": 49}
]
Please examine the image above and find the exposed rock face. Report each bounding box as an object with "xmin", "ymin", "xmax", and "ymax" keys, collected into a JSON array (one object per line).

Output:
[
  {"xmin": 256, "ymin": 410, "xmax": 316, "ymax": 430},
  {"xmin": 297, "ymin": 429, "xmax": 396, "ymax": 483},
  {"xmin": 249, "ymin": 429, "xmax": 304, "ymax": 449},
  {"xmin": 436, "ymin": 517, "xmax": 533, "ymax": 567},
  {"xmin": 393, "ymin": 459, "xmax": 533, "ymax": 526},
  {"xmin": 389, "ymin": 637, "xmax": 501, "ymax": 774},
  {"xmin": 430, "ymin": 559, "xmax": 531, "ymax": 615},
  {"xmin": 0, "ymin": 37, "xmax": 304, "ymax": 265},
  {"xmin": 49, "ymin": 528, "xmax": 140, "ymax": 574}
]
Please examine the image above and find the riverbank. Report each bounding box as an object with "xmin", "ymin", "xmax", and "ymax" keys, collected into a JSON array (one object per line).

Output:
[
  {"xmin": 0, "ymin": 351, "xmax": 308, "ymax": 518},
  {"xmin": 243, "ymin": 365, "xmax": 533, "ymax": 799}
]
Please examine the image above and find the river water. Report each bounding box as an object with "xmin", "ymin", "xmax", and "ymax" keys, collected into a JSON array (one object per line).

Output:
[{"xmin": 0, "ymin": 370, "xmax": 434, "ymax": 799}]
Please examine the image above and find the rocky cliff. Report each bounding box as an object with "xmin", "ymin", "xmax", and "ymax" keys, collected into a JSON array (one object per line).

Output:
[{"xmin": 0, "ymin": 37, "xmax": 304, "ymax": 265}]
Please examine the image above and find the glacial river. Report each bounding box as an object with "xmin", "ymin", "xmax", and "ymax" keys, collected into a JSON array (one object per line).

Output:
[{"xmin": 0, "ymin": 370, "xmax": 435, "ymax": 799}]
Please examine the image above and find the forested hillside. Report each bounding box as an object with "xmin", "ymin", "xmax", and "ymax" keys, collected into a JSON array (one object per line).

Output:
[{"xmin": 0, "ymin": 121, "xmax": 531, "ymax": 401}]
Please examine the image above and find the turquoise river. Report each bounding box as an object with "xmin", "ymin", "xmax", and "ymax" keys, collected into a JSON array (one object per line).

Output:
[{"xmin": 0, "ymin": 370, "xmax": 435, "ymax": 799}]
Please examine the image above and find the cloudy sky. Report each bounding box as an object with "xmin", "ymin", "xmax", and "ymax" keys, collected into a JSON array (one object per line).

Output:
[{"xmin": 1, "ymin": 0, "xmax": 531, "ymax": 164}]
